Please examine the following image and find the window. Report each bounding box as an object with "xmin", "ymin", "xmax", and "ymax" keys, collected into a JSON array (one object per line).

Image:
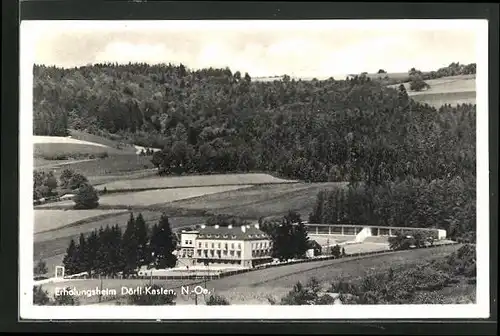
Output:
[
  {"xmin": 215, "ymin": 234, "xmax": 220, "ymax": 238},
  {"xmin": 231, "ymin": 243, "xmax": 235, "ymax": 249},
  {"xmin": 198, "ymin": 242, "xmax": 202, "ymax": 248},
  {"xmin": 218, "ymin": 243, "xmax": 221, "ymax": 248},
  {"xmin": 231, "ymin": 235, "xmax": 236, "ymax": 239},
  {"xmin": 230, "ymin": 251, "xmax": 234, "ymax": 256},
  {"xmin": 185, "ymin": 240, "xmax": 189, "ymax": 245},
  {"xmin": 204, "ymin": 243, "xmax": 208, "ymax": 248},
  {"xmin": 237, "ymin": 251, "xmax": 241, "ymax": 258},
  {"xmin": 248, "ymin": 234, "xmax": 253, "ymax": 238},
  {"xmin": 207, "ymin": 234, "xmax": 212, "ymax": 238},
  {"xmin": 197, "ymin": 250, "xmax": 201, "ymax": 256},
  {"xmin": 211, "ymin": 243, "xmax": 214, "ymax": 248},
  {"xmin": 237, "ymin": 243, "xmax": 241, "ymax": 249},
  {"xmin": 223, "ymin": 234, "xmax": 228, "ymax": 238},
  {"xmin": 223, "ymin": 250, "xmax": 228, "ymax": 256},
  {"xmin": 224, "ymin": 243, "xmax": 228, "ymax": 249}
]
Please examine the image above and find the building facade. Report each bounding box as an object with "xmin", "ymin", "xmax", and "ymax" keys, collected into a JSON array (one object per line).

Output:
[{"xmin": 179, "ymin": 224, "xmax": 273, "ymax": 269}]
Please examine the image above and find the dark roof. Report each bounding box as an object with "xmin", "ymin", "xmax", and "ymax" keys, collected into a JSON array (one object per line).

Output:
[{"xmin": 197, "ymin": 225, "xmax": 270, "ymax": 241}]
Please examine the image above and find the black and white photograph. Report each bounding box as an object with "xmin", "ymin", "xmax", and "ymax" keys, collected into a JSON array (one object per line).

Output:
[{"xmin": 19, "ymin": 19, "xmax": 489, "ymax": 320}]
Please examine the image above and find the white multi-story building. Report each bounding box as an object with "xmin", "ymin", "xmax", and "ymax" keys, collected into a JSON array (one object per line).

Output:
[
  {"xmin": 178, "ymin": 230, "xmax": 198, "ymax": 259},
  {"xmin": 179, "ymin": 224, "xmax": 273, "ymax": 269}
]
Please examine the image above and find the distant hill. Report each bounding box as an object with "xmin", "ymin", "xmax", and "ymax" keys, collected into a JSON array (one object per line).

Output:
[
  {"xmin": 388, "ymin": 74, "xmax": 476, "ymax": 107},
  {"xmin": 33, "ymin": 63, "xmax": 475, "ymax": 184}
]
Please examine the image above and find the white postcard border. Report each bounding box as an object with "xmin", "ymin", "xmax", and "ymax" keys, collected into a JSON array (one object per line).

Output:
[{"xmin": 19, "ymin": 19, "xmax": 490, "ymax": 320}]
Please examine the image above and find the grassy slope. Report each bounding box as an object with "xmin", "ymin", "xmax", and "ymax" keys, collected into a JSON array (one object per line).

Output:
[
  {"xmin": 34, "ymin": 209, "xmax": 129, "ymax": 234},
  {"xmin": 39, "ymin": 245, "xmax": 464, "ymax": 305},
  {"xmin": 388, "ymin": 74, "xmax": 476, "ymax": 107},
  {"xmin": 95, "ymin": 173, "xmax": 298, "ymax": 192},
  {"xmin": 164, "ymin": 182, "xmax": 347, "ymax": 219},
  {"xmin": 68, "ymin": 129, "xmax": 136, "ymax": 153}
]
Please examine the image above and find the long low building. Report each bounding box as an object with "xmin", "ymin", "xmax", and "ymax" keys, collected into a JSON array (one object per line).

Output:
[{"xmin": 304, "ymin": 223, "xmax": 447, "ymax": 242}]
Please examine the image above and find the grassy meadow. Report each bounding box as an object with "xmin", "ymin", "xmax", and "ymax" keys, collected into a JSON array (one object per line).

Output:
[
  {"xmin": 96, "ymin": 173, "xmax": 298, "ymax": 192},
  {"xmin": 388, "ymin": 74, "xmax": 476, "ymax": 107},
  {"xmin": 36, "ymin": 185, "xmax": 254, "ymax": 209},
  {"xmin": 34, "ymin": 209, "xmax": 128, "ymax": 234},
  {"xmin": 165, "ymin": 182, "xmax": 347, "ymax": 219}
]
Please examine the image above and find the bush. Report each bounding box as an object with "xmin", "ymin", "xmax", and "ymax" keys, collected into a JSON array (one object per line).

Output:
[
  {"xmin": 280, "ymin": 278, "xmax": 325, "ymax": 305},
  {"xmin": 206, "ymin": 294, "xmax": 230, "ymax": 305},
  {"xmin": 52, "ymin": 287, "xmax": 80, "ymax": 306},
  {"xmin": 409, "ymin": 78, "xmax": 430, "ymax": 91},
  {"xmin": 34, "ymin": 259, "xmax": 48, "ymax": 276},
  {"xmin": 73, "ymin": 183, "xmax": 99, "ymax": 209},
  {"xmin": 33, "ymin": 286, "xmax": 50, "ymax": 305}
]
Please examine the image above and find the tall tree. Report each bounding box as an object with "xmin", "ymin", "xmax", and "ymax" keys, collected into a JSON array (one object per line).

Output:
[
  {"xmin": 134, "ymin": 213, "xmax": 149, "ymax": 266},
  {"xmin": 149, "ymin": 213, "xmax": 177, "ymax": 269},
  {"xmin": 292, "ymin": 221, "xmax": 310, "ymax": 259},
  {"xmin": 73, "ymin": 183, "xmax": 99, "ymax": 209},
  {"xmin": 122, "ymin": 213, "xmax": 139, "ymax": 275},
  {"xmin": 62, "ymin": 238, "xmax": 78, "ymax": 275},
  {"xmin": 86, "ymin": 229, "xmax": 100, "ymax": 276},
  {"xmin": 75, "ymin": 233, "xmax": 87, "ymax": 274}
]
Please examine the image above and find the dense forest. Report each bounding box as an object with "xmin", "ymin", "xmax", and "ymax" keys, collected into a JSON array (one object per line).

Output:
[
  {"xmin": 33, "ymin": 63, "xmax": 475, "ymax": 184},
  {"xmin": 33, "ymin": 62, "xmax": 476, "ymax": 238}
]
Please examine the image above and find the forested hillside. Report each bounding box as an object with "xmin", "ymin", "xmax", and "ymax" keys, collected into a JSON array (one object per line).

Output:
[{"xmin": 33, "ymin": 63, "xmax": 475, "ymax": 185}]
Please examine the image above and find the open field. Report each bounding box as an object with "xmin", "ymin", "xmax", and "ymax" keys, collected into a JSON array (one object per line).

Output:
[
  {"xmin": 410, "ymin": 91, "xmax": 476, "ymax": 108},
  {"xmin": 96, "ymin": 173, "xmax": 298, "ymax": 192},
  {"xmin": 388, "ymin": 74, "xmax": 476, "ymax": 107},
  {"xmin": 34, "ymin": 154, "xmax": 155, "ymax": 177},
  {"xmin": 34, "ymin": 210, "xmax": 128, "ymax": 234},
  {"xmin": 254, "ymin": 72, "xmax": 409, "ymax": 82},
  {"xmin": 165, "ymin": 182, "xmax": 347, "ymax": 219},
  {"xmin": 38, "ymin": 244, "xmax": 462, "ymax": 305},
  {"xmin": 33, "ymin": 135, "xmax": 129, "ymax": 158},
  {"xmin": 68, "ymin": 129, "xmax": 136, "ymax": 154},
  {"xmin": 36, "ymin": 185, "xmax": 254, "ymax": 209}
]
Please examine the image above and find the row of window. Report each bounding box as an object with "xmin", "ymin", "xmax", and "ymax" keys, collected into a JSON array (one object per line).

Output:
[
  {"xmin": 199, "ymin": 242, "xmax": 241, "ymax": 250},
  {"xmin": 198, "ymin": 233, "xmax": 267, "ymax": 239},
  {"xmin": 197, "ymin": 249, "xmax": 242, "ymax": 258},
  {"xmin": 184, "ymin": 240, "xmax": 194, "ymax": 245},
  {"xmin": 196, "ymin": 241, "xmax": 271, "ymax": 250},
  {"xmin": 251, "ymin": 242, "xmax": 269, "ymax": 249}
]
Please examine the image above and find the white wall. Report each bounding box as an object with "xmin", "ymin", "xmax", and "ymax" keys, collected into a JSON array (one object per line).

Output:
[{"xmin": 355, "ymin": 227, "xmax": 372, "ymax": 243}]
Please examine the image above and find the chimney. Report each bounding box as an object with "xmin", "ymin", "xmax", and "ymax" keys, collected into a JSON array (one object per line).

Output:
[
  {"xmin": 201, "ymin": 224, "xmax": 206, "ymax": 229},
  {"xmin": 246, "ymin": 225, "xmax": 251, "ymax": 229},
  {"xmin": 228, "ymin": 224, "xmax": 233, "ymax": 229},
  {"xmin": 254, "ymin": 223, "xmax": 260, "ymax": 229},
  {"xmin": 215, "ymin": 225, "xmax": 219, "ymax": 229},
  {"xmin": 241, "ymin": 225, "xmax": 246, "ymax": 233}
]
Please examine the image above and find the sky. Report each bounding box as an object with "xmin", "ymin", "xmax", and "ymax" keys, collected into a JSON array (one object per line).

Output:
[{"xmin": 23, "ymin": 20, "xmax": 482, "ymax": 78}]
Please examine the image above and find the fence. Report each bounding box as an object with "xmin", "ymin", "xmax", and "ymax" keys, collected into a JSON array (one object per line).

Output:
[{"xmin": 61, "ymin": 241, "xmax": 458, "ymax": 282}]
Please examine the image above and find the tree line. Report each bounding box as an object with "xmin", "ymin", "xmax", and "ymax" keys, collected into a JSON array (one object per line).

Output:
[
  {"xmin": 62, "ymin": 212, "xmax": 177, "ymax": 277},
  {"xmin": 308, "ymin": 174, "xmax": 475, "ymax": 240},
  {"xmin": 34, "ymin": 168, "xmax": 100, "ymax": 209},
  {"xmin": 33, "ymin": 63, "xmax": 475, "ymax": 185}
]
